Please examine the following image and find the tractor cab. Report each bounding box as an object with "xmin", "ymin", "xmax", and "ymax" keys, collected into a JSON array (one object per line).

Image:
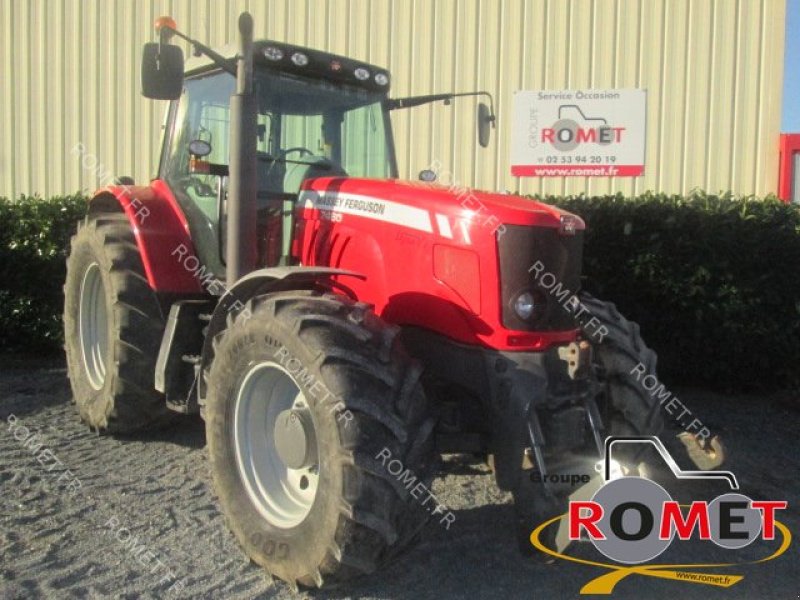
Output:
[{"xmin": 158, "ymin": 41, "xmax": 396, "ymax": 277}]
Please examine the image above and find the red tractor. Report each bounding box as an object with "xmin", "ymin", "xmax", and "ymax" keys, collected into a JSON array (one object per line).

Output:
[{"xmin": 63, "ymin": 13, "xmax": 716, "ymax": 588}]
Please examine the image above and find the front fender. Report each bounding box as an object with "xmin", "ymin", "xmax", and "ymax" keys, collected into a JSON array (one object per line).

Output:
[
  {"xmin": 87, "ymin": 180, "xmax": 202, "ymax": 294},
  {"xmin": 197, "ymin": 266, "xmax": 365, "ymax": 403}
]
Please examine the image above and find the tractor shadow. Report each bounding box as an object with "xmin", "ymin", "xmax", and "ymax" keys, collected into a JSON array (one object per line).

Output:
[
  {"xmin": 0, "ymin": 361, "xmax": 209, "ymax": 449},
  {"xmin": 308, "ymin": 502, "xmax": 542, "ymax": 600},
  {"xmin": 307, "ymin": 454, "xmax": 542, "ymax": 600},
  {"xmin": 114, "ymin": 414, "xmax": 207, "ymax": 449}
]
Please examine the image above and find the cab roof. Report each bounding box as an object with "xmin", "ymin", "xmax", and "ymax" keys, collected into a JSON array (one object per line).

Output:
[{"xmin": 185, "ymin": 40, "xmax": 391, "ymax": 93}]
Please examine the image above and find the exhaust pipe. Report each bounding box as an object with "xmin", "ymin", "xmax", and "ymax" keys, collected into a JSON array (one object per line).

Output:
[{"xmin": 226, "ymin": 12, "xmax": 258, "ymax": 284}]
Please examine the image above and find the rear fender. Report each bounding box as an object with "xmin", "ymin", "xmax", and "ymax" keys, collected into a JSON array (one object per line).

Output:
[
  {"xmin": 197, "ymin": 266, "xmax": 366, "ymax": 403},
  {"xmin": 87, "ymin": 181, "xmax": 202, "ymax": 294}
]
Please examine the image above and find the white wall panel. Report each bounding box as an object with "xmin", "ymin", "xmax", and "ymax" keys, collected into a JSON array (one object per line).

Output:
[{"xmin": 0, "ymin": 0, "xmax": 786, "ymax": 199}]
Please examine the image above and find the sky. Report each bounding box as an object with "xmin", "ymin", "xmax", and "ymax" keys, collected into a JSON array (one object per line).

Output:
[{"xmin": 783, "ymin": 0, "xmax": 800, "ymax": 131}]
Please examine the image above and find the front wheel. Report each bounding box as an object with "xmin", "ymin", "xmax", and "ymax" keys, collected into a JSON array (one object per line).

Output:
[
  {"xmin": 578, "ymin": 292, "xmax": 664, "ymax": 459},
  {"xmin": 205, "ymin": 291, "xmax": 437, "ymax": 588},
  {"xmin": 513, "ymin": 293, "xmax": 664, "ymax": 555},
  {"xmin": 580, "ymin": 293, "xmax": 724, "ymax": 473}
]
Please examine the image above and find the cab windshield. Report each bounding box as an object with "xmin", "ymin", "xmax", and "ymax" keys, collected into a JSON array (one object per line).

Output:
[
  {"xmin": 256, "ymin": 70, "xmax": 396, "ymax": 181},
  {"xmin": 164, "ymin": 69, "xmax": 395, "ymax": 200}
]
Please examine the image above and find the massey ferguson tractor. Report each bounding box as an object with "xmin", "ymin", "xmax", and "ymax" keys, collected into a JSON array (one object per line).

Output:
[{"xmin": 64, "ymin": 13, "xmax": 719, "ymax": 589}]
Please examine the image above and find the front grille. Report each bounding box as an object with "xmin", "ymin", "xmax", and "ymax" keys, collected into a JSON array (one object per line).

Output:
[{"xmin": 497, "ymin": 224, "xmax": 583, "ymax": 331}]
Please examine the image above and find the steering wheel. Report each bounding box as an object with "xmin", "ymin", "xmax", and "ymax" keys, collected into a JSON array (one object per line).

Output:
[
  {"xmin": 262, "ymin": 147, "xmax": 317, "ymax": 184},
  {"xmin": 176, "ymin": 174, "xmax": 216, "ymax": 198},
  {"xmin": 279, "ymin": 147, "xmax": 315, "ymax": 159}
]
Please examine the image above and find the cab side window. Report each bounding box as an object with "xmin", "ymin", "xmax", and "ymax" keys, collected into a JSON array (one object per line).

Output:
[
  {"xmin": 161, "ymin": 71, "xmax": 283, "ymax": 275},
  {"xmin": 161, "ymin": 72, "xmax": 235, "ymax": 277},
  {"xmin": 163, "ymin": 73, "xmax": 235, "ymax": 226}
]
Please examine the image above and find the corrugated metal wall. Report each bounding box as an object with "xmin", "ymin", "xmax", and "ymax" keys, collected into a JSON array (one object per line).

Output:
[{"xmin": 0, "ymin": 0, "xmax": 786, "ymax": 200}]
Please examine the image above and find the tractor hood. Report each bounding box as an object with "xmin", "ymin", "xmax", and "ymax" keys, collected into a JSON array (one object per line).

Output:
[
  {"xmin": 300, "ymin": 177, "xmax": 585, "ymax": 233},
  {"xmin": 296, "ymin": 176, "xmax": 584, "ymax": 350}
]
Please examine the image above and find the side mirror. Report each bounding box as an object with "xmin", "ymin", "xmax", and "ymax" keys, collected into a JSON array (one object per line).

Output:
[
  {"xmin": 477, "ymin": 102, "xmax": 494, "ymax": 148},
  {"xmin": 141, "ymin": 42, "xmax": 184, "ymax": 100}
]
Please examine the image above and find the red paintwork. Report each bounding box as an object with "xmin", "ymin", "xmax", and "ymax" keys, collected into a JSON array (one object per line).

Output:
[
  {"xmin": 295, "ymin": 178, "xmax": 583, "ymax": 351},
  {"xmin": 778, "ymin": 134, "xmax": 800, "ymax": 203},
  {"xmin": 88, "ymin": 180, "xmax": 203, "ymax": 294},
  {"xmin": 105, "ymin": 174, "xmax": 582, "ymax": 351}
]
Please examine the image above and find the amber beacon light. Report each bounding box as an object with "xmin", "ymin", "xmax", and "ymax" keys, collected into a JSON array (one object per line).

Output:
[{"xmin": 154, "ymin": 16, "xmax": 177, "ymax": 33}]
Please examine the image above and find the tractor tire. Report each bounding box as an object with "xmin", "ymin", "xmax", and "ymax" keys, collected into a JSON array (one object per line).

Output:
[
  {"xmin": 513, "ymin": 293, "xmax": 664, "ymax": 557},
  {"xmin": 577, "ymin": 292, "xmax": 664, "ymax": 458},
  {"xmin": 205, "ymin": 290, "xmax": 437, "ymax": 589},
  {"xmin": 580, "ymin": 293, "xmax": 722, "ymax": 474},
  {"xmin": 64, "ymin": 214, "xmax": 172, "ymax": 433}
]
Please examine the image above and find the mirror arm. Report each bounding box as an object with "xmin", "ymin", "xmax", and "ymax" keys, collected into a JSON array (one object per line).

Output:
[
  {"xmin": 387, "ymin": 93, "xmax": 455, "ymax": 109},
  {"xmin": 388, "ymin": 91, "xmax": 497, "ymax": 124},
  {"xmin": 161, "ymin": 26, "xmax": 237, "ymax": 76},
  {"xmin": 459, "ymin": 92, "xmax": 496, "ymax": 127}
]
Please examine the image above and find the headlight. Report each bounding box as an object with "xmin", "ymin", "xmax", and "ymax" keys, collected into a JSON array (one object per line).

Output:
[
  {"xmin": 263, "ymin": 46, "xmax": 283, "ymax": 61},
  {"xmin": 354, "ymin": 67, "xmax": 370, "ymax": 81},
  {"xmin": 374, "ymin": 73, "xmax": 389, "ymax": 86},
  {"xmin": 512, "ymin": 290, "xmax": 545, "ymax": 321},
  {"xmin": 514, "ymin": 292, "xmax": 535, "ymax": 320},
  {"xmin": 291, "ymin": 52, "xmax": 309, "ymax": 66}
]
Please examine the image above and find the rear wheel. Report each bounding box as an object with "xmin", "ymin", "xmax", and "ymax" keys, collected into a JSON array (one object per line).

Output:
[
  {"xmin": 205, "ymin": 291, "xmax": 436, "ymax": 588},
  {"xmin": 64, "ymin": 214, "xmax": 171, "ymax": 433}
]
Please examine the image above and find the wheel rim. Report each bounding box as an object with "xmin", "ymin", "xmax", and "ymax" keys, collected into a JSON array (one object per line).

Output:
[
  {"xmin": 233, "ymin": 361, "xmax": 320, "ymax": 528},
  {"xmin": 78, "ymin": 262, "xmax": 108, "ymax": 391}
]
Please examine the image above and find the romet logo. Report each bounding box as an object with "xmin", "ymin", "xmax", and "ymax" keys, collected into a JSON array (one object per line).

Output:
[
  {"xmin": 541, "ymin": 104, "xmax": 626, "ymax": 152},
  {"xmin": 530, "ymin": 436, "xmax": 791, "ymax": 595}
]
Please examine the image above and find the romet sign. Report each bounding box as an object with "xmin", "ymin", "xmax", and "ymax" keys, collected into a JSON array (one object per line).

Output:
[
  {"xmin": 530, "ymin": 437, "xmax": 791, "ymax": 595},
  {"xmin": 511, "ymin": 89, "xmax": 646, "ymax": 177}
]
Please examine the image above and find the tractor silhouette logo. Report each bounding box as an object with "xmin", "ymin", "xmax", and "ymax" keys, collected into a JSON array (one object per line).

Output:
[
  {"xmin": 542, "ymin": 105, "xmax": 626, "ymax": 152},
  {"xmin": 530, "ymin": 436, "xmax": 791, "ymax": 595}
]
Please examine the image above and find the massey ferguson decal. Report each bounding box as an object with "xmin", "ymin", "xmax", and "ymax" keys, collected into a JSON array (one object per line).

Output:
[
  {"xmin": 299, "ymin": 191, "xmax": 433, "ymax": 233},
  {"xmin": 510, "ymin": 89, "xmax": 646, "ymax": 177}
]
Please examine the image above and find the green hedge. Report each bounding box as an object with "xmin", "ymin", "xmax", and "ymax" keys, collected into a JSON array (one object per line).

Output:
[
  {"xmin": 2, "ymin": 192, "xmax": 798, "ymax": 391},
  {"xmin": 0, "ymin": 195, "xmax": 88, "ymax": 354},
  {"xmin": 543, "ymin": 192, "xmax": 800, "ymax": 391}
]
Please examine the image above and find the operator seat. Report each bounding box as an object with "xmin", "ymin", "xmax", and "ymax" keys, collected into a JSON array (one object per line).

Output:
[{"xmin": 283, "ymin": 156, "xmax": 347, "ymax": 195}]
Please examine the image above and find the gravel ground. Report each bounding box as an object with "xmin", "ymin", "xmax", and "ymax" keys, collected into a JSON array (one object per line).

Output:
[{"xmin": 1, "ymin": 358, "xmax": 798, "ymax": 599}]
